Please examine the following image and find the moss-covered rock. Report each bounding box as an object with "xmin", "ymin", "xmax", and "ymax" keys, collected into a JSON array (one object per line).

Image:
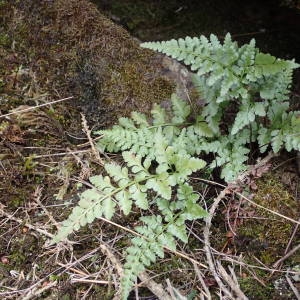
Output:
[{"xmin": 1, "ymin": 0, "xmax": 174, "ymax": 129}]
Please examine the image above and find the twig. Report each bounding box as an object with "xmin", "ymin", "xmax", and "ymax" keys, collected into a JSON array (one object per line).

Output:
[
  {"xmin": 33, "ymin": 186, "xmax": 59, "ymax": 228},
  {"xmin": 203, "ymin": 188, "xmax": 235, "ymax": 299},
  {"xmin": 223, "ymin": 255, "xmax": 300, "ymax": 275},
  {"xmin": 285, "ymin": 275, "xmax": 300, "ymax": 300},
  {"xmin": 139, "ymin": 272, "xmax": 172, "ymax": 300},
  {"xmin": 272, "ymin": 243, "xmax": 300, "ymax": 269},
  {"xmin": 217, "ymin": 262, "xmax": 248, "ymax": 300},
  {"xmin": 81, "ymin": 113, "xmax": 104, "ymax": 165},
  {"xmin": 166, "ymin": 279, "xmax": 177, "ymax": 299},
  {"xmin": 0, "ymin": 96, "xmax": 73, "ymax": 118},
  {"xmin": 0, "ymin": 205, "xmax": 53, "ymax": 238},
  {"xmin": 70, "ymin": 278, "xmax": 109, "ymax": 285},
  {"xmin": 100, "ymin": 244, "xmax": 123, "ymax": 277},
  {"xmin": 193, "ymin": 263, "xmax": 211, "ymax": 300},
  {"xmin": 25, "ymin": 149, "xmax": 90, "ymax": 159},
  {"xmin": 284, "ymin": 217, "xmax": 300, "ymax": 255},
  {"xmin": 57, "ymin": 262, "xmax": 90, "ymax": 277},
  {"xmin": 19, "ymin": 280, "xmax": 57, "ymax": 300}
]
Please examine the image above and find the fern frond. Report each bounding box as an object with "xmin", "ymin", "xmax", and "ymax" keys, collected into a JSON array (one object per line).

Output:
[
  {"xmin": 52, "ymin": 175, "xmax": 116, "ymax": 243},
  {"xmin": 171, "ymin": 93, "xmax": 191, "ymax": 123},
  {"xmin": 231, "ymin": 101, "xmax": 267, "ymax": 135},
  {"xmin": 121, "ymin": 186, "xmax": 208, "ymax": 300},
  {"xmin": 121, "ymin": 215, "xmax": 174, "ymax": 299},
  {"xmin": 142, "ymin": 33, "xmax": 299, "ymax": 136}
]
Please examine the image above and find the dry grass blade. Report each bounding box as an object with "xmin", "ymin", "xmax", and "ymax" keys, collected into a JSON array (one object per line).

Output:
[
  {"xmin": 0, "ymin": 97, "xmax": 73, "ymax": 119},
  {"xmin": 80, "ymin": 113, "xmax": 104, "ymax": 165}
]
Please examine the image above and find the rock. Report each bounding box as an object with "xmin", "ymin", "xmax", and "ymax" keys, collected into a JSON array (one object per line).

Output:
[{"xmin": 8, "ymin": 0, "xmax": 181, "ymax": 130}]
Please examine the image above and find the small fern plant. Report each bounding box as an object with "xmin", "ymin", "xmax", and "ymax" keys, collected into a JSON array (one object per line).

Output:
[
  {"xmin": 52, "ymin": 95, "xmax": 210, "ymax": 299},
  {"xmin": 52, "ymin": 33, "xmax": 300, "ymax": 299},
  {"xmin": 141, "ymin": 33, "xmax": 300, "ymax": 180}
]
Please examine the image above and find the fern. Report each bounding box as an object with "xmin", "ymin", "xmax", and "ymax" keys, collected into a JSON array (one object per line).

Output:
[
  {"xmin": 141, "ymin": 33, "xmax": 299, "ymax": 136},
  {"xmin": 95, "ymin": 94, "xmax": 212, "ymax": 160},
  {"xmin": 141, "ymin": 33, "xmax": 299, "ymax": 180},
  {"xmin": 52, "ymin": 101, "xmax": 208, "ymax": 298},
  {"xmin": 258, "ymin": 111, "xmax": 300, "ymax": 153},
  {"xmin": 121, "ymin": 181, "xmax": 208, "ymax": 299},
  {"xmin": 52, "ymin": 33, "xmax": 300, "ymax": 299}
]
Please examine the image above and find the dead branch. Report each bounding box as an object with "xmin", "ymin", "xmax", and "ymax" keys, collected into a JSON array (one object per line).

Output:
[{"xmin": 0, "ymin": 205, "xmax": 53, "ymax": 239}]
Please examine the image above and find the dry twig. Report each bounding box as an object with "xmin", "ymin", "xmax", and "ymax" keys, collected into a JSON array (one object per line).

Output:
[
  {"xmin": 81, "ymin": 113, "xmax": 104, "ymax": 165},
  {"xmin": 285, "ymin": 275, "xmax": 300, "ymax": 300},
  {"xmin": 0, "ymin": 96, "xmax": 73, "ymax": 119},
  {"xmin": 193, "ymin": 263, "xmax": 211, "ymax": 300},
  {"xmin": 202, "ymin": 153, "xmax": 276, "ymax": 299},
  {"xmin": 273, "ymin": 243, "xmax": 300, "ymax": 269},
  {"xmin": 0, "ymin": 204, "xmax": 53, "ymax": 239},
  {"xmin": 19, "ymin": 281, "xmax": 58, "ymax": 300}
]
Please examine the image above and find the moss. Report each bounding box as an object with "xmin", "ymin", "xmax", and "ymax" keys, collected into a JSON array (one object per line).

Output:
[
  {"xmin": 0, "ymin": 0, "xmax": 174, "ymax": 128},
  {"xmin": 9, "ymin": 196, "xmax": 24, "ymax": 209},
  {"xmin": 9, "ymin": 251, "xmax": 27, "ymax": 267},
  {"xmin": 239, "ymin": 275, "xmax": 274, "ymax": 300},
  {"xmin": 101, "ymin": 58, "xmax": 173, "ymax": 123},
  {"xmin": 23, "ymin": 155, "xmax": 37, "ymax": 173},
  {"xmin": 0, "ymin": 33, "xmax": 10, "ymax": 47},
  {"xmin": 237, "ymin": 174, "xmax": 299, "ymax": 265}
]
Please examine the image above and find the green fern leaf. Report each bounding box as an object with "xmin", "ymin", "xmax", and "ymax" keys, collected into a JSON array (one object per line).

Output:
[
  {"xmin": 146, "ymin": 174, "xmax": 172, "ymax": 200},
  {"xmin": 122, "ymin": 151, "xmax": 149, "ymax": 178},
  {"xmin": 103, "ymin": 196, "xmax": 115, "ymax": 219},
  {"xmin": 118, "ymin": 117, "xmax": 136, "ymax": 129},
  {"xmin": 151, "ymin": 103, "xmax": 167, "ymax": 125},
  {"xmin": 131, "ymin": 111, "xmax": 149, "ymax": 127},
  {"xmin": 167, "ymin": 222, "xmax": 188, "ymax": 243},
  {"xmin": 171, "ymin": 94, "xmax": 191, "ymax": 123},
  {"xmin": 105, "ymin": 163, "xmax": 130, "ymax": 187},
  {"xmin": 172, "ymin": 154, "xmax": 206, "ymax": 181},
  {"xmin": 192, "ymin": 116, "xmax": 215, "ymax": 137},
  {"xmin": 131, "ymin": 186, "xmax": 149, "ymax": 210},
  {"xmin": 115, "ymin": 190, "xmax": 132, "ymax": 215},
  {"xmin": 184, "ymin": 199, "xmax": 209, "ymax": 220},
  {"xmin": 258, "ymin": 126, "xmax": 271, "ymax": 153}
]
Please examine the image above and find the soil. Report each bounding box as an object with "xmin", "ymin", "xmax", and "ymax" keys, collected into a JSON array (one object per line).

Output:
[{"xmin": 0, "ymin": 0, "xmax": 300, "ymax": 299}]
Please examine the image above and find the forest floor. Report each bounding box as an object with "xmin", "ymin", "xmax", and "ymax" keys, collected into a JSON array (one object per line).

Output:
[{"xmin": 0, "ymin": 0, "xmax": 300, "ymax": 299}]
